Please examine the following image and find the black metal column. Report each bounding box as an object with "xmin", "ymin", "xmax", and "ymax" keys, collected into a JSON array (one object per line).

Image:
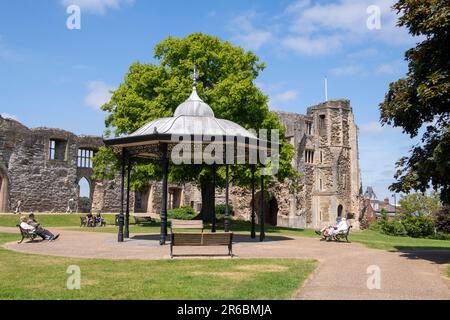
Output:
[
  {"xmin": 211, "ymin": 164, "xmax": 216, "ymax": 233},
  {"xmin": 124, "ymin": 156, "xmax": 131, "ymax": 239},
  {"xmin": 251, "ymin": 165, "xmax": 256, "ymax": 239},
  {"xmin": 224, "ymin": 164, "xmax": 230, "ymax": 232},
  {"xmin": 160, "ymin": 144, "xmax": 169, "ymax": 245},
  {"xmin": 259, "ymin": 171, "xmax": 265, "ymax": 242},
  {"xmin": 118, "ymin": 148, "xmax": 126, "ymax": 242}
]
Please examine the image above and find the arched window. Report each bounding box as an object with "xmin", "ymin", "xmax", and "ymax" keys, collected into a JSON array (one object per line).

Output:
[
  {"xmin": 0, "ymin": 171, "xmax": 8, "ymax": 213},
  {"xmin": 337, "ymin": 205, "xmax": 343, "ymax": 218},
  {"xmin": 78, "ymin": 177, "xmax": 91, "ymax": 212}
]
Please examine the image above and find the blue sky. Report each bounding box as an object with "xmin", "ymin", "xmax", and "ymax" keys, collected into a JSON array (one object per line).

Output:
[{"xmin": 0, "ymin": 0, "xmax": 420, "ymax": 201}]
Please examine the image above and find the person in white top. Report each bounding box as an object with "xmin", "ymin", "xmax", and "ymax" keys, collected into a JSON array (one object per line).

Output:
[
  {"xmin": 19, "ymin": 216, "xmax": 59, "ymax": 241},
  {"xmin": 328, "ymin": 218, "xmax": 348, "ymax": 236},
  {"xmin": 315, "ymin": 217, "xmax": 348, "ymax": 239}
]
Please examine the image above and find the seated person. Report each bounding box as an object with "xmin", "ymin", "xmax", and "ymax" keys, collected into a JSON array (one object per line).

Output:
[
  {"xmin": 86, "ymin": 212, "xmax": 94, "ymax": 227},
  {"xmin": 95, "ymin": 212, "xmax": 104, "ymax": 226},
  {"xmin": 315, "ymin": 217, "xmax": 348, "ymax": 238},
  {"xmin": 20, "ymin": 216, "xmax": 59, "ymax": 241},
  {"xmin": 335, "ymin": 217, "xmax": 349, "ymax": 234}
]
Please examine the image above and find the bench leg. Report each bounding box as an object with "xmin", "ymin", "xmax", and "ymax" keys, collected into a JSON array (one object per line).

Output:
[
  {"xmin": 170, "ymin": 243, "xmax": 173, "ymax": 259},
  {"xmin": 228, "ymin": 244, "xmax": 233, "ymax": 257},
  {"xmin": 18, "ymin": 235, "xmax": 24, "ymax": 244}
]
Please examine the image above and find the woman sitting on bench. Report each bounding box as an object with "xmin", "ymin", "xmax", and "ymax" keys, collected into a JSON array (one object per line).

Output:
[
  {"xmin": 316, "ymin": 217, "xmax": 348, "ymax": 239},
  {"xmin": 94, "ymin": 212, "xmax": 105, "ymax": 226},
  {"xmin": 20, "ymin": 216, "xmax": 59, "ymax": 241}
]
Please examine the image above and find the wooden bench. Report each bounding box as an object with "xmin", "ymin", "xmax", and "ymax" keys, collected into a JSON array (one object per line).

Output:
[
  {"xmin": 80, "ymin": 216, "xmax": 106, "ymax": 227},
  {"xmin": 170, "ymin": 219, "xmax": 233, "ymax": 258},
  {"xmin": 17, "ymin": 224, "xmax": 38, "ymax": 244},
  {"xmin": 332, "ymin": 225, "xmax": 352, "ymax": 242},
  {"xmin": 80, "ymin": 217, "xmax": 88, "ymax": 227},
  {"xmin": 171, "ymin": 219, "xmax": 204, "ymax": 232}
]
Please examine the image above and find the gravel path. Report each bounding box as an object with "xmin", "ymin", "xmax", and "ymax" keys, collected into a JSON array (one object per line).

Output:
[{"xmin": 1, "ymin": 226, "xmax": 449, "ymax": 300}]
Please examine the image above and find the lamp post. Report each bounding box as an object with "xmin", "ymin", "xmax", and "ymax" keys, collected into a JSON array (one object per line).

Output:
[{"xmin": 392, "ymin": 193, "xmax": 397, "ymax": 215}]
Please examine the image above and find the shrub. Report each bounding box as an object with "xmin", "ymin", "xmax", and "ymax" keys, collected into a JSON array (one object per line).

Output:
[
  {"xmin": 381, "ymin": 219, "xmax": 407, "ymax": 236},
  {"xmin": 167, "ymin": 206, "xmax": 197, "ymax": 220},
  {"xmin": 368, "ymin": 221, "xmax": 381, "ymax": 231},
  {"xmin": 215, "ymin": 204, "xmax": 234, "ymax": 219},
  {"xmin": 428, "ymin": 232, "xmax": 450, "ymax": 241},
  {"xmin": 434, "ymin": 206, "xmax": 450, "ymax": 233},
  {"xmin": 378, "ymin": 209, "xmax": 407, "ymax": 236},
  {"xmin": 400, "ymin": 214, "xmax": 434, "ymax": 238}
]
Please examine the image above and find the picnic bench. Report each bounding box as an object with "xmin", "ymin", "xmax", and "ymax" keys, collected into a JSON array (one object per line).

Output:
[
  {"xmin": 16, "ymin": 224, "xmax": 38, "ymax": 244},
  {"xmin": 170, "ymin": 219, "xmax": 233, "ymax": 258}
]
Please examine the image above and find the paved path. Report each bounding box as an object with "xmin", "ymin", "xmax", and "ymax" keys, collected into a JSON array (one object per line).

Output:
[{"xmin": 1, "ymin": 227, "xmax": 449, "ymax": 300}]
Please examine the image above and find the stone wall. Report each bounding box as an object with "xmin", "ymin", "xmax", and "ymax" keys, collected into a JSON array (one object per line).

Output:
[{"xmin": 0, "ymin": 115, "xmax": 121, "ymax": 213}]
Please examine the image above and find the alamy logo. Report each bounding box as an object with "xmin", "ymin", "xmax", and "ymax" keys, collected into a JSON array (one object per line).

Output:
[
  {"xmin": 366, "ymin": 265, "xmax": 381, "ymax": 290},
  {"xmin": 366, "ymin": 5, "xmax": 381, "ymax": 30},
  {"xmin": 66, "ymin": 265, "xmax": 81, "ymax": 290},
  {"xmin": 66, "ymin": 5, "xmax": 81, "ymax": 30}
]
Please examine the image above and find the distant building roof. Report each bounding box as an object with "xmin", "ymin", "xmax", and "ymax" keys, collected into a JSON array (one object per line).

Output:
[{"xmin": 364, "ymin": 186, "xmax": 377, "ymax": 200}]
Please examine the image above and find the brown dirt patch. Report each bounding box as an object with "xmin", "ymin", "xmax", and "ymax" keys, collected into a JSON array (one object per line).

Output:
[
  {"xmin": 191, "ymin": 271, "xmax": 250, "ymax": 280},
  {"xmin": 235, "ymin": 264, "xmax": 289, "ymax": 272}
]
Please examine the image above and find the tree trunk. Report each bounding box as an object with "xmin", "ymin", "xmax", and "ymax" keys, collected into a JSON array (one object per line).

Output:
[{"xmin": 200, "ymin": 178, "xmax": 215, "ymax": 223}]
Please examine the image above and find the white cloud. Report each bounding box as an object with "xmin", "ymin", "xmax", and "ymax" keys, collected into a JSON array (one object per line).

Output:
[
  {"xmin": 85, "ymin": 81, "xmax": 113, "ymax": 109},
  {"xmin": 282, "ymin": 0, "xmax": 415, "ymax": 56},
  {"xmin": 285, "ymin": 0, "xmax": 311, "ymax": 14},
  {"xmin": 359, "ymin": 121, "xmax": 384, "ymax": 133},
  {"xmin": 268, "ymin": 89, "xmax": 299, "ymax": 110},
  {"xmin": 272, "ymin": 90, "xmax": 298, "ymax": 103},
  {"xmin": 330, "ymin": 64, "xmax": 363, "ymax": 76},
  {"xmin": 376, "ymin": 60, "xmax": 406, "ymax": 75},
  {"xmin": 281, "ymin": 35, "xmax": 342, "ymax": 55},
  {"xmin": 0, "ymin": 113, "xmax": 19, "ymax": 121},
  {"xmin": 229, "ymin": 12, "xmax": 272, "ymax": 51},
  {"xmin": 60, "ymin": 0, "xmax": 134, "ymax": 15},
  {"xmin": 346, "ymin": 48, "xmax": 378, "ymax": 60},
  {"xmin": 236, "ymin": 31, "xmax": 272, "ymax": 51}
]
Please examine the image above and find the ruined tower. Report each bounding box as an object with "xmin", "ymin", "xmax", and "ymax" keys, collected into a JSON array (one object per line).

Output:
[{"xmin": 276, "ymin": 99, "xmax": 361, "ymax": 228}]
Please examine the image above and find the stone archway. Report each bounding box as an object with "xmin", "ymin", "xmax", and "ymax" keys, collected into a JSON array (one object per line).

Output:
[
  {"xmin": 77, "ymin": 177, "xmax": 92, "ymax": 213},
  {"xmin": 268, "ymin": 197, "xmax": 278, "ymax": 226},
  {"xmin": 0, "ymin": 169, "xmax": 8, "ymax": 213},
  {"xmin": 337, "ymin": 204, "xmax": 343, "ymax": 218},
  {"xmin": 254, "ymin": 192, "xmax": 279, "ymax": 226},
  {"xmin": 168, "ymin": 187, "xmax": 182, "ymax": 209}
]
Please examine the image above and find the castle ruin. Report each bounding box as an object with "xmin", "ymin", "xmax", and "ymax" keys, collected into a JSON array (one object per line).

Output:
[{"xmin": 0, "ymin": 98, "xmax": 361, "ymax": 229}]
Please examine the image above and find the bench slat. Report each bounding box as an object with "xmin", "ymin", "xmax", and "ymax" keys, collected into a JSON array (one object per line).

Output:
[
  {"xmin": 171, "ymin": 219, "xmax": 204, "ymax": 229},
  {"xmin": 172, "ymin": 233, "xmax": 232, "ymax": 246}
]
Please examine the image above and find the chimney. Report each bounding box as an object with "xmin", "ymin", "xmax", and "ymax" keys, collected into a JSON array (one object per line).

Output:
[{"xmin": 384, "ymin": 197, "xmax": 389, "ymax": 205}]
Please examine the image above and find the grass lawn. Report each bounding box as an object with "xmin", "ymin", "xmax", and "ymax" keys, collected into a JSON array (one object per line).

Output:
[
  {"xmin": 1, "ymin": 214, "xmax": 449, "ymax": 251},
  {"xmin": 0, "ymin": 232, "xmax": 317, "ymax": 300}
]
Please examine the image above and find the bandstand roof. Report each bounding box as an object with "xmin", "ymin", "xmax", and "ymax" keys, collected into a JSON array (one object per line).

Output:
[{"xmin": 104, "ymin": 84, "xmax": 275, "ymax": 161}]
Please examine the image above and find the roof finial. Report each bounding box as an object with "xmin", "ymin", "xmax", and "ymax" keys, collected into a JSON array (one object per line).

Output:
[{"xmin": 190, "ymin": 63, "xmax": 199, "ymax": 89}]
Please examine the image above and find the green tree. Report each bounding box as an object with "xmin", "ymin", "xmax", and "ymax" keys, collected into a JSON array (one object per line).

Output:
[
  {"xmin": 94, "ymin": 33, "xmax": 297, "ymax": 222},
  {"xmin": 380, "ymin": 0, "xmax": 450, "ymax": 204},
  {"xmin": 398, "ymin": 191, "xmax": 442, "ymax": 216}
]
